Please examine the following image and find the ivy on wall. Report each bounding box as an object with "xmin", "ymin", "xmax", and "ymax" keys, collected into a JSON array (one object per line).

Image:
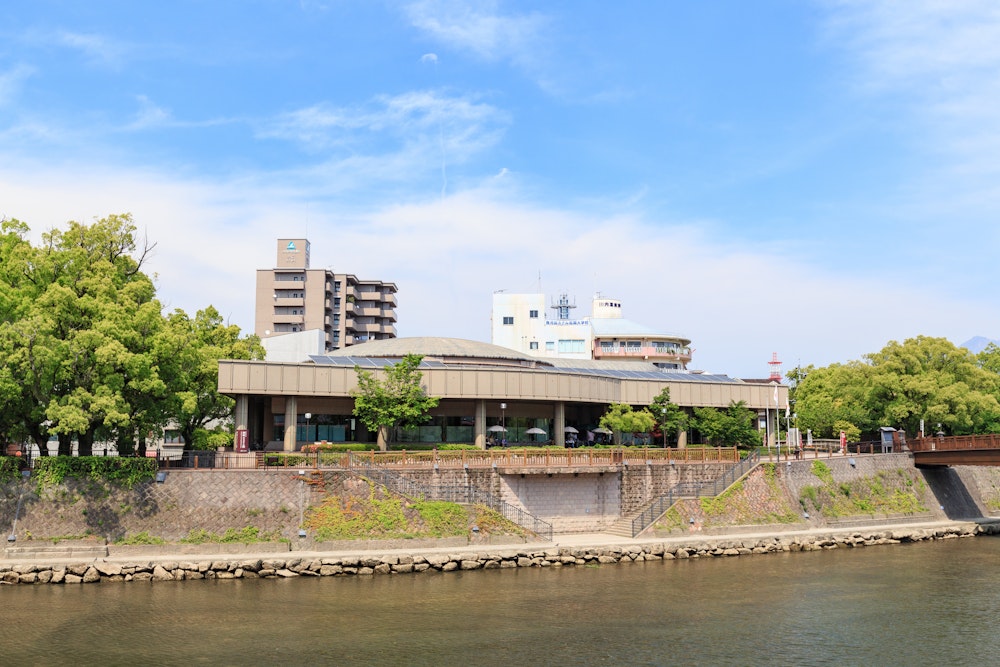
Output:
[{"xmin": 32, "ymin": 457, "xmax": 158, "ymax": 491}]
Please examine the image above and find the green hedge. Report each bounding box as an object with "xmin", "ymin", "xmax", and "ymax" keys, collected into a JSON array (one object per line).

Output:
[
  {"xmin": 33, "ymin": 457, "xmax": 158, "ymax": 489},
  {"xmin": 0, "ymin": 456, "xmax": 22, "ymax": 483}
]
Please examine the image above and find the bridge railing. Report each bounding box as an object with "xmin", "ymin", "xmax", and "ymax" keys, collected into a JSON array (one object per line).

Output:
[
  {"xmin": 161, "ymin": 446, "xmax": 744, "ymax": 471},
  {"xmin": 910, "ymin": 434, "xmax": 1000, "ymax": 453}
]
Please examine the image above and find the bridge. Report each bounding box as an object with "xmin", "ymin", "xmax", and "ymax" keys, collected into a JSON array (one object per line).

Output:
[{"xmin": 909, "ymin": 434, "xmax": 1000, "ymax": 466}]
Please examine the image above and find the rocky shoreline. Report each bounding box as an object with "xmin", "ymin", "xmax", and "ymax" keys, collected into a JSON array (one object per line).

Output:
[{"xmin": 3, "ymin": 520, "xmax": 998, "ymax": 586}]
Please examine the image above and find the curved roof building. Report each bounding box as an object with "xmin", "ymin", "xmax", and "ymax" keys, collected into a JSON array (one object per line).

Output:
[{"xmin": 219, "ymin": 336, "xmax": 786, "ymax": 452}]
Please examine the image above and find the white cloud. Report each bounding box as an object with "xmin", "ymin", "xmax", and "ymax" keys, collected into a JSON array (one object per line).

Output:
[
  {"xmin": 255, "ymin": 90, "xmax": 509, "ymax": 189},
  {"xmin": 403, "ymin": 0, "xmax": 548, "ymax": 64},
  {"xmin": 825, "ymin": 1, "xmax": 1000, "ymax": 179},
  {"xmin": 127, "ymin": 95, "xmax": 172, "ymax": 131},
  {"xmin": 54, "ymin": 30, "xmax": 127, "ymax": 66},
  {"xmin": 2, "ymin": 159, "xmax": 997, "ymax": 378},
  {"xmin": 0, "ymin": 64, "xmax": 34, "ymax": 107}
]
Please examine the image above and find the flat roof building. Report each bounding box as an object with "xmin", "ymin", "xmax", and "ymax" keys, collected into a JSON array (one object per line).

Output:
[
  {"xmin": 254, "ymin": 239, "xmax": 397, "ymax": 354},
  {"xmin": 491, "ymin": 292, "xmax": 692, "ymax": 370}
]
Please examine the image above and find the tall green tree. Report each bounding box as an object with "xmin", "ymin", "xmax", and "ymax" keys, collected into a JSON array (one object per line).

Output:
[
  {"xmin": 796, "ymin": 336, "xmax": 1000, "ymax": 439},
  {"xmin": 599, "ymin": 403, "xmax": 656, "ymax": 445},
  {"xmin": 39, "ymin": 215, "xmax": 159, "ymax": 456},
  {"xmin": 164, "ymin": 306, "xmax": 265, "ymax": 449},
  {"xmin": 649, "ymin": 387, "xmax": 688, "ymax": 447},
  {"xmin": 692, "ymin": 400, "xmax": 760, "ymax": 449},
  {"xmin": 352, "ymin": 354, "xmax": 440, "ymax": 451}
]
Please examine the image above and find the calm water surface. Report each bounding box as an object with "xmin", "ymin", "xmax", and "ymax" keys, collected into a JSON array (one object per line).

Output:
[{"xmin": 4, "ymin": 537, "xmax": 1000, "ymax": 666}]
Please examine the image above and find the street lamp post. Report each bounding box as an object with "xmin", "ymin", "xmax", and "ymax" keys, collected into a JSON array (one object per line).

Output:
[
  {"xmin": 304, "ymin": 412, "xmax": 312, "ymax": 444},
  {"xmin": 500, "ymin": 403, "xmax": 506, "ymax": 445},
  {"xmin": 661, "ymin": 407, "xmax": 667, "ymax": 448}
]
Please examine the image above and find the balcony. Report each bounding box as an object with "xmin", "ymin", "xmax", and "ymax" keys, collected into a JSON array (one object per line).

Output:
[
  {"xmin": 351, "ymin": 321, "xmax": 397, "ymax": 335},
  {"xmin": 593, "ymin": 344, "xmax": 692, "ymax": 363},
  {"xmin": 353, "ymin": 304, "xmax": 397, "ymax": 318},
  {"xmin": 272, "ymin": 297, "xmax": 304, "ymax": 307},
  {"xmin": 272, "ymin": 314, "xmax": 305, "ymax": 324}
]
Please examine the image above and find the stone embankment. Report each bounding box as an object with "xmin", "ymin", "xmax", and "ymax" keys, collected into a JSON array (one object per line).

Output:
[{"xmin": 3, "ymin": 521, "xmax": 997, "ymax": 586}]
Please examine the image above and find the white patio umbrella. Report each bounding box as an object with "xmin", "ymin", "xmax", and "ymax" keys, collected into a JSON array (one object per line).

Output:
[
  {"xmin": 593, "ymin": 427, "xmax": 612, "ymax": 435},
  {"xmin": 525, "ymin": 426, "xmax": 546, "ymax": 443},
  {"xmin": 487, "ymin": 425, "xmax": 507, "ymax": 432},
  {"xmin": 564, "ymin": 426, "xmax": 579, "ymax": 434}
]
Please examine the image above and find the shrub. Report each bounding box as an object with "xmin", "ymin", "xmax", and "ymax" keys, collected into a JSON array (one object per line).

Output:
[
  {"xmin": 0, "ymin": 456, "xmax": 22, "ymax": 483},
  {"xmin": 33, "ymin": 457, "xmax": 157, "ymax": 490}
]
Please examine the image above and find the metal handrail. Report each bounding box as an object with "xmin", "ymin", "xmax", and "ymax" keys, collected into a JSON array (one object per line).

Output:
[
  {"xmin": 346, "ymin": 452, "xmax": 554, "ymax": 541},
  {"xmin": 630, "ymin": 450, "xmax": 760, "ymax": 537}
]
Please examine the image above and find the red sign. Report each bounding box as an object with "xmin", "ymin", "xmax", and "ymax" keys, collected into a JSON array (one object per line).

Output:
[{"xmin": 235, "ymin": 428, "xmax": 249, "ymax": 453}]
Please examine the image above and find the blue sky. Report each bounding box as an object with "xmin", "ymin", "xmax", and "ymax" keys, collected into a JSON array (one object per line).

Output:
[{"xmin": 3, "ymin": 0, "xmax": 1000, "ymax": 378}]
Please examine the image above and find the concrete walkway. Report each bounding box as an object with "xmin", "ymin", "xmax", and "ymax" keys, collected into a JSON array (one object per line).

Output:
[{"xmin": 6, "ymin": 518, "xmax": 996, "ymax": 569}]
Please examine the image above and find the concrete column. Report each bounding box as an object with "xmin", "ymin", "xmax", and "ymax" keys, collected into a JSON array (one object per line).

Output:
[
  {"xmin": 677, "ymin": 429, "xmax": 687, "ymax": 449},
  {"xmin": 234, "ymin": 395, "xmax": 249, "ymax": 432},
  {"xmin": 554, "ymin": 401, "xmax": 566, "ymax": 448},
  {"xmin": 474, "ymin": 400, "xmax": 487, "ymax": 449},
  {"xmin": 283, "ymin": 396, "xmax": 298, "ymax": 452}
]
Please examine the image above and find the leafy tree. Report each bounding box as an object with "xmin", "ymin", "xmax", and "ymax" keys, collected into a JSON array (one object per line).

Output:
[
  {"xmin": 39, "ymin": 215, "xmax": 158, "ymax": 456},
  {"xmin": 796, "ymin": 336, "xmax": 1000, "ymax": 439},
  {"xmin": 649, "ymin": 388, "xmax": 688, "ymax": 447},
  {"xmin": 692, "ymin": 400, "xmax": 760, "ymax": 449},
  {"xmin": 352, "ymin": 354, "xmax": 440, "ymax": 451},
  {"xmin": 599, "ymin": 403, "xmax": 656, "ymax": 445},
  {"xmin": 164, "ymin": 306, "xmax": 265, "ymax": 450},
  {"xmin": 0, "ymin": 215, "xmax": 261, "ymax": 456},
  {"xmin": 793, "ymin": 362, "xmax": 874, "ymax": 440}
]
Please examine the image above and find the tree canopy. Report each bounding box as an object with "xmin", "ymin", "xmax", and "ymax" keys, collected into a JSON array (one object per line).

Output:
[
  {"xmin": 793, "ymin": 336, "xmax": 1000, "ymax": 439},
  {"xmin": 649, "ymin": 387, "xmax": 688, "ymax": 447},
  {"xmin": 691, "ymin": 400, "xmax": 760, "ymax": 449},
  {"xmin": 0, "ymin": 215, "xmax": 261, "ymax": 454},
  {"xmin": 599, "ymin": 403, "xmax": 657, "ymax": 445},
  {"xmin": 351, "ymin": 354, "xmax": 440, "ymax": 451}
]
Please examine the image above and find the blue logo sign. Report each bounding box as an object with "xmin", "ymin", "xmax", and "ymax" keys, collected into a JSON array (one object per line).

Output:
[{"xmin": 286, "ymin": 241, "xmax": 296, "ymax": 251}]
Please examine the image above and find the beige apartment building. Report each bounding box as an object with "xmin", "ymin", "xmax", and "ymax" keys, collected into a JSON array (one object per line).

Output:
[{"xmin": 254, "ymin": 239, "xmax": 397, "ymax": 352}]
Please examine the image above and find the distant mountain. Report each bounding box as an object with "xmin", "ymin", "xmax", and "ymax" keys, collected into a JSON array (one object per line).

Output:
[{"xmin": 961, "ymin": 336, "xmax": 1000, "ymax": 354}]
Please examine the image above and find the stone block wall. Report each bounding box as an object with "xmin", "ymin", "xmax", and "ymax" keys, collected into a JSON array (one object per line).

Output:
[
  {"xmin": 499, "ymin": 472, "xmax": 620, "ymax": 532},
  {"xmin": 619, "ymin": 463, "xmax": 731, "ymax": 514}
]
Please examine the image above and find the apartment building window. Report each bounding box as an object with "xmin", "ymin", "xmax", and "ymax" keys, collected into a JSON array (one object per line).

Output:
[
  {"xmin": 529, "ymin": 341, "xmax": 539, "ymax": 350},
  {"xmin": 558, "ymin": 339, "xmax": 585, "ymax": 353},
  {"xmin": 545, "ymin": 341, "xmax": 555, "ymax": 351},
  {"xmin": 502, "ymin": 316, "xmax": 514, "ymax": 325},
  {"xmin": 529, "ymin": 310, "xmax": 538, "ymax": 318}
]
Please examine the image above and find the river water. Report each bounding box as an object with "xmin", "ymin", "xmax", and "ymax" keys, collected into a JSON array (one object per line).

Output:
[{"xmin": 4, "ymin": 537, "xmax": 1000, "ymax": 666}]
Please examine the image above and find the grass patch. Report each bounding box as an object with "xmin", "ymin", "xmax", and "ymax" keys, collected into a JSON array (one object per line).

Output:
[
  {"xmin": 180, "ymin": 526, "xmax": 284, "ymax": 544},
  {"xmin": 303, "ymin": 480, "xmax": 526, "ymax": 541},
  {"xmin": 798, "ymin": 467, "xmax": 928, "ymax": 518},
  {"xmin": 115, "ymin": 531, "xmax": 165, "ymax": 545}
]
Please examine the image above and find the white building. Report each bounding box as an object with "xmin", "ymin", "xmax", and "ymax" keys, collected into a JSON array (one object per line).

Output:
[{"xmin": 491, "ymin": 292, "xmax": 692, "ymax": 370}]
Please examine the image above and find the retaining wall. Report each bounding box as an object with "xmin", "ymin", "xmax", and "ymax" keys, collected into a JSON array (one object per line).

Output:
[{"xmin": 2, "ymin": 521, "xmax": 995, "ymax": 586}]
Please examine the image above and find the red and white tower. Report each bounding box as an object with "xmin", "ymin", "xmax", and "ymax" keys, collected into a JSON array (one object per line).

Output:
[{"xmin": 768, "ymin": 352, "xmax": 783, "ymax": 382}]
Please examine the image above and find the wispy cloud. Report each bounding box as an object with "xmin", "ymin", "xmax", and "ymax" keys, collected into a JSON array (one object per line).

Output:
[
  {"xmin": 257, "ymin": 90, "xmax": 509, "ymax": 167},
  {"xmin": 0, "ymin": 64, "xmax": 34, "ymax": 107},
  {"xmin": 825, "ymin": 2, "xmax": 1000, "ymax": 167},
  {"xmin": 403, "ymin": 0, "xmax": 548, "ymax": 64},
  {"xmin": 54, "ymin": 30, "xmax": 127, "ymax": 66},
  {"xmin": 126, "ymin": 95, "xmax": 171, "ymax": 131}
]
